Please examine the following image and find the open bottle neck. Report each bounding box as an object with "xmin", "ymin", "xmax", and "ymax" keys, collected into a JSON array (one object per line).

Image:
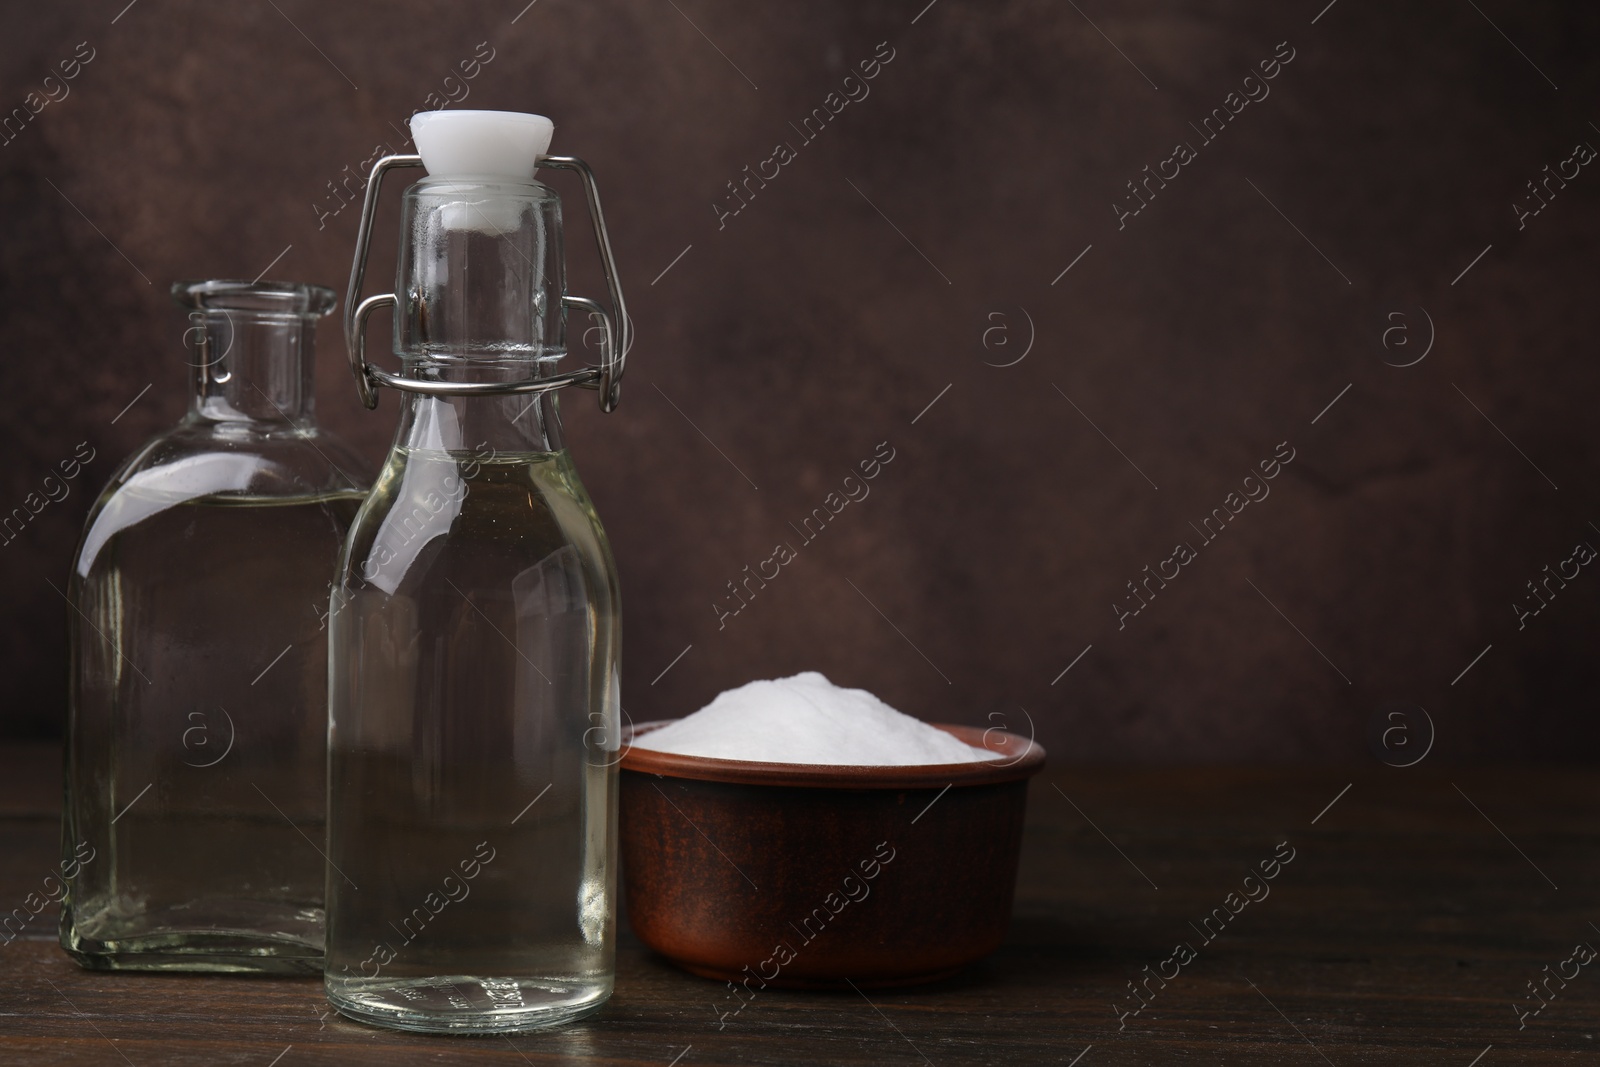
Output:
[
  {"xmin": 189, "ymin": 310, "xmax": 319, "ymax": 425},
  {"xmin": 173, "ymin": 280, "xmax": 335, "ymax": 429}
]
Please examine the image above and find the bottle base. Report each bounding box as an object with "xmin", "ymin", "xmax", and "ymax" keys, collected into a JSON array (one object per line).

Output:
[
  {"xmin": 62, "ymin": 906, "xmax": 325, "ymax": 974},
  {"xmin": 64, "ymin": 938, "xmax": 323, "ymax": 975},
  {"xmin": 326, "ymin": 975, "xmax": 611, "ymax": 1034}
]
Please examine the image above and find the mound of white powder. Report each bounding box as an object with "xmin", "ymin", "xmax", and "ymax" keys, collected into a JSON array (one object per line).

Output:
[{"xmin": 634, "ymin": 671, "xmax": 997, "ymax": 765}]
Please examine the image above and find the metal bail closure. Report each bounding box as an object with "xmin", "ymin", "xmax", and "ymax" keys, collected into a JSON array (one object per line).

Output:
[{"xmin": 342, "ymin": 133, "xmax": 629, "ymax": 412}]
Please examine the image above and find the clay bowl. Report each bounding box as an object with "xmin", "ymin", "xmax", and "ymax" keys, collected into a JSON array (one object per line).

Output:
[{"xmin": 619, "ymin": 722, "xmax": 1045, "ymax": 988}]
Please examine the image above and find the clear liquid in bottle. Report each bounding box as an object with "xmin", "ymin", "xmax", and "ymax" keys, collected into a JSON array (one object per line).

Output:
[{"xmin": 324, "ymin": 445, "xmax": 619, "ymax": 1031}]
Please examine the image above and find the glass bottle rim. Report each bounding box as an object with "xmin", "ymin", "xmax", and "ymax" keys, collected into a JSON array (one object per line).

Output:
[{"xmin": 172, "ymin": 279, "xmax": 337, "ymax": 317}]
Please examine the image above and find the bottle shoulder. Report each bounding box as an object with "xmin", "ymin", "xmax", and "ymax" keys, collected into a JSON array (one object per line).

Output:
[
  {"xmin": 72, "ymin": 421, "xmax": 370, "ymax": 582},
  {"xmin": 102, "ymin": 420, "xmax": 371, "ymax": 498},
  {"xmin": 340, "ymin": 448, "xmax": 616, "ymax": 598}
]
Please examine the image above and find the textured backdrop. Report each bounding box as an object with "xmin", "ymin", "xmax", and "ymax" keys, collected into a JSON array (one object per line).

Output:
[{"xmin": 1, "ymin": 0, "xmax": 1597, "ymax": 762}]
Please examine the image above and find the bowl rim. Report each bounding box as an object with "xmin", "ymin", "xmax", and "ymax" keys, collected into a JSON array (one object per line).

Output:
[{"xmin": 618, "ymin": 721, "xmax": 1046, "ymax": 789}]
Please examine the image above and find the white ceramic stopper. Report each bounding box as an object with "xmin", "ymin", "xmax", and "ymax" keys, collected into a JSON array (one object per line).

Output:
[
  {"xmin": 411, "ymin": 110, "xmax": 553, "ymax": 180},
  {"xmin": 410, "ymin": 110, "xmax": 554, "ymax": 233}
]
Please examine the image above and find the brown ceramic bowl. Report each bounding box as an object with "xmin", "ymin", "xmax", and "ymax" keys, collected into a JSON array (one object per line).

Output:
[{"xmin": 619, "ymin": 722, "xmax": 1045, "ymax": 988}]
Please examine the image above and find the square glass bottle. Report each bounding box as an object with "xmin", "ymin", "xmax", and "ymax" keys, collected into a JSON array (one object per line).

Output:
[{"xmin": 62, "ymin": 280, "xmax": 367, "ymax": 973}]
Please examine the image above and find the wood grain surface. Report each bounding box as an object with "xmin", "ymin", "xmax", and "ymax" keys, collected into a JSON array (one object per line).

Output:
[{"xmin": 3, "ymin": 744, "xmax": 1596, "ymax": 1064}]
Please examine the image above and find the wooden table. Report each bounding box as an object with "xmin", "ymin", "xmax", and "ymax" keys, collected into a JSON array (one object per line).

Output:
[{"xmin": 3, "ymin": 744, "xmax": 1595, "ymax": 1065}]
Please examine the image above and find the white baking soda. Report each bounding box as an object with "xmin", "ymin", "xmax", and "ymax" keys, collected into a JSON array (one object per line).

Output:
[{"xmin": 635, "ymin": 672, "xmax": 997, "ymax": 765}]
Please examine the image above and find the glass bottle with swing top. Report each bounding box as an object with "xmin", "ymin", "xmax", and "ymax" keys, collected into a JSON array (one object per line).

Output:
[{"xmin": 324, "ymin": 110, "xmax": 629, "ymax": 1033}]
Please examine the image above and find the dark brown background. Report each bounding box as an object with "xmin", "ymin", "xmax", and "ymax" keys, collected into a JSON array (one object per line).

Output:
[{"xmin": 1, "ymin": 0, "xmax": 1595, "ymax": 762}]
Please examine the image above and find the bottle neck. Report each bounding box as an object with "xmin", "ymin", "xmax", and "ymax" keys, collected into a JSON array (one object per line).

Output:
[
  {"xmin": 396, "ymin": 177, "xmax": 565, "ymax": 364},
  {"xmin": 392, "ymin": 364, "xmax": 566, "ymax": 457},
  {"xmin": 189, "ymin": 310, "xmax": 316, "ymax": 425},
  {"xmin": 383, "ymin": 178, "xmax": 571, "ymax": 455}
]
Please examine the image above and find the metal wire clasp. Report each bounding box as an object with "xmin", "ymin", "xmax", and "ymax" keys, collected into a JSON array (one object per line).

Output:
[{"xmin": 342, "ymin": 153, "xmax": 630, "ymax": 412}]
